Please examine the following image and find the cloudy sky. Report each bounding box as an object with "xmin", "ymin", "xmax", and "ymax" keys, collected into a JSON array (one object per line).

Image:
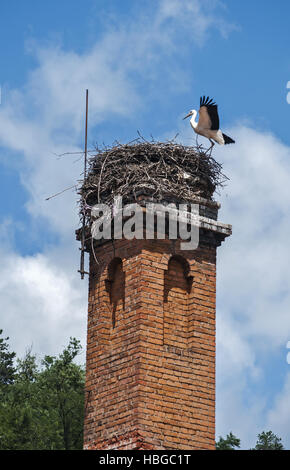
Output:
[{"xmin": 1, "ymin": 0, "xmax": 290, "ymax": 449}]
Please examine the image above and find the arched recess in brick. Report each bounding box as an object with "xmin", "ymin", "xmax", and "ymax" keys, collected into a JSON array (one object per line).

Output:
[
  {"xmin": 163, "ymin": 255, "xmax": 193, "ymax": 349},
  {"xmin": 105, "ymin": 257, "xmax": 125, "ymax": 330}
]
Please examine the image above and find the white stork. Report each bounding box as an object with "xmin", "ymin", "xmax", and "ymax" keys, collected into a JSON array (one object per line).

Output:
[{"xmin": 183, "ymin": 96, "xmax": 235, "ymax": 151}]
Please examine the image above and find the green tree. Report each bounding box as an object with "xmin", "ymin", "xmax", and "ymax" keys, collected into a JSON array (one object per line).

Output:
[
  {"xmin": 0, "ymin": 336, "xmax": 85, "ymax": 450},
  {"xmin": 0, "ymin": 329, "xmax": 16, "ymax": 387},
  {"xmin": 37, "ymin": 337, "xmax": 85, "ymax": 450},
  {"xmin": 0, "ymin": 348, "xmax": 39, "ymax": 449},
  {"xmin": 216, "ymin": 432, "xmax": 241, "ymax": 450},
  {"xmin": 254, "ymin": 431, "xmax": 284, "ymax": 450}
]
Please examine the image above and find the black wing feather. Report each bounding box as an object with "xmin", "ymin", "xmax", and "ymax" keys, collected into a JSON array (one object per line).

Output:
[
  {"xmin": 199, "ymin": 95, "xmax": 220, "ymax": 130},
  {"xmin": 207, "ymin": 105, "xmax": 219, "ymax": 130}
]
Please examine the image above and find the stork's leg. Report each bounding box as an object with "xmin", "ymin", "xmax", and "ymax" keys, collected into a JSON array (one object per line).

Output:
[{"xmin": 205, "ymin": 139, "xmax": 215, "ymax": 156}]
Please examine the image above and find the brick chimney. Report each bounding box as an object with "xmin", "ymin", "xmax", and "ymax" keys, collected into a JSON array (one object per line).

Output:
[
  {"xmin": 77, "ymin": 142, "xmax": 231, "ymax": 450},
  {"xmin": 81, "ymin": 195, "xmax": 231, "ymax": 450}
]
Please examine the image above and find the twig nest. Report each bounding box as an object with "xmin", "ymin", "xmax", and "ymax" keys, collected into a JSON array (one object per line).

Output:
[{"xmin": 79, "ymin": 140, "xmax": 228, "ymax": 212}]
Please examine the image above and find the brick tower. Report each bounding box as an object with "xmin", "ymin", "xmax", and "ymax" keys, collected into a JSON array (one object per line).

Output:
[{"xmin": 79, "ymin": 143, "xmax": 231, "ymax": 450}]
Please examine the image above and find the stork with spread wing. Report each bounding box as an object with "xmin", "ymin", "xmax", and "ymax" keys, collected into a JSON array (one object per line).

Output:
[{"xmin": 183, "ymin": 96, "xmax": 235, "ymax": 152}]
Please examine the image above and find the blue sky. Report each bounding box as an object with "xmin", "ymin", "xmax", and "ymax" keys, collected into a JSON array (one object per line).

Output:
[{"xmin": 1, "ymin": 0, "xmax": 290, "ymax": 450}]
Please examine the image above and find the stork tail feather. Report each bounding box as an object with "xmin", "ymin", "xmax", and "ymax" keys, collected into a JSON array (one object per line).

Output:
[{"xmin": 222, "ymin": 133, "xmax": 235, "ymax": 145}]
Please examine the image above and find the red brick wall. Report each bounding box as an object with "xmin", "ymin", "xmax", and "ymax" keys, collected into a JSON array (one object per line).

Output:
[
  {"xmin": 164, "ymin": 256, "xmax": 191, "ymax": 349},
  {"xmin": 84, "ymin": 237, "xmax": 216, "ymax": 450}
]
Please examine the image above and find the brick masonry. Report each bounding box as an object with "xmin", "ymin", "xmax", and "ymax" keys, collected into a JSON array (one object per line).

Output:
[{"xmin": 83, "ymin": 214, "xmax": 231, "ymax": 450}]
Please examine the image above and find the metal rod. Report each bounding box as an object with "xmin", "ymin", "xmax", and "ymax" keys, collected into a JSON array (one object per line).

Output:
[
  {"xmin": 84, "ymin": 89, "xmax": 88, "ymax": 179},
  {"xmin": 80, "ymin": 89, "xmax": 89, "ymax": 279}
]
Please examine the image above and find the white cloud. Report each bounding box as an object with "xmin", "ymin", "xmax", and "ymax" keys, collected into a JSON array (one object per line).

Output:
[
  {"xmin": 216, "ymin": 374, "xmax": 268, "ymax": 449},
  {"xmin": 210, "ymin": 126, "xmax": 290, "ymax": 448},
  {"xmin": 266, "ymin": 372, "xmax": 290, "ymax": 449},
  {"xmin": 158, "ymin": 0, "xmax": 238, "ymax": 45},
  {"xmin": 216, "ymin": 126, "xmax": 290, "ymax": 348},
  {"xmin": 0, "ymin": 246, "xmax": 87, "ymax": 360}
]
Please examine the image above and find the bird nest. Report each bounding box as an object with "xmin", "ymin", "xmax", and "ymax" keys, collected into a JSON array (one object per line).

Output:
[{"xmin": 79, "ymin": 139, "xmax": 228, "ymax": 220}]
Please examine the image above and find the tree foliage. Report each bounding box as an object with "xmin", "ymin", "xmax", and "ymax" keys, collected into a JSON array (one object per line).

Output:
[
  {"xmin": 254, "ymin": 431, "xmax": 284, "ymax": 450},
  {"xmin": 0, "ymin": 329, "xmax": 16, "ymax": 387},
  {"xmin": 0, "ymin": 333, "xmax": 85, "ymax": 450},
  {"xmin": 216, "ymin": 432, "xmax": 240, "ymax": 450},
  {"xmin": 216, "ymin": 430, "xmax": 285, "ymax": 450}
]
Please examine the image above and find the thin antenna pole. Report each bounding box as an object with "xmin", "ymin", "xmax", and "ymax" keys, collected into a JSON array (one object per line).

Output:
[
  {"xmin": 79, "ymin": 89, "xmax": 89, "ymax": 279},
  {"xmin": 84, "ymin": 89, "xmax": 88, "ymax": 179}
]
